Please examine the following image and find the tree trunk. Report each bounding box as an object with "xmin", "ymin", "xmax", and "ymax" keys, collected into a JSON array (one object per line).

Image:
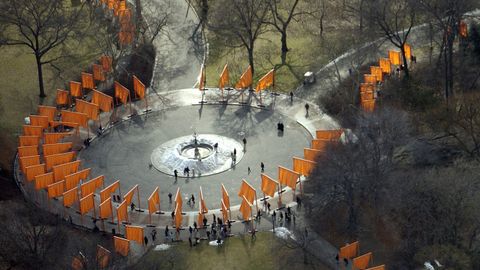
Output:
[
  {"xmin": 135, "ymin": 0, "xmax": 143, "ymax": 46},
  {"xmin": 35, "ymin": 55, "xmax": 46, "ymax": 98},
  {"xmin": 280, "ymin": 28, "xmax": 288, "ymax": 65},
  {"xmin": 248, "ymin": 46, "xmax": 255, "ymax": 79},
  {"xmin": 401, "ymin": 47, "xmax": 409, "ymax": 78}
]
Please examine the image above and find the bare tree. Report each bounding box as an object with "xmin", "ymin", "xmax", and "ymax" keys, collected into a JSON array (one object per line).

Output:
[
  {"xmin": 307, "ymin": 107, "xmax": 410, "ymax": 237},
  {"xmin": 371, "ymin": 0, "xmax": 416, "ymax": 77},
  {"xmin": 418, "ymin": 0, "xmax": 476, "ymax": 100},
  {"xmin": 208, "ymin": 0, "xmax": 270, "ymax": 75},
  {"xmin": 0, "ymin": 203, "xmax": 67, "ymax": 269},
  {"xmin": 265, "ymin": 0, "xmax": 302, "ymax": 65},
  {"xmin": 0, "ymin": 0, "xmax": 84, "ymax": 98}
]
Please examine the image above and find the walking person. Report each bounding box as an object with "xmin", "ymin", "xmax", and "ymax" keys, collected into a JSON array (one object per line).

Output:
[
  {"xmin": 242, "ymin": 137, "xmax": 247, "ymax": 152},
  {"xmin": 168, "ymin": 192, "xmax": 172, "ymax": 203},
  {"xmin": 289, "ymin": 91, "xmax": 294, "ymax": 102},
  {"xmin": 261, "ymin": 162, "xmax": 265, "ymax": 172},
  {"xmin": 144, "ymin": 236, "xmax": 148, "ymax": 246},
  {"xmin": 305, "ymin": 103, "xmax": 310, "ymax": 117},
  {"xmin": 151, "ymin": 229, "xmax": 157, "ymax": 243},
  {"xmin": 174, "ymin": 169, "xmax": 178, "ymax": 180},
  {"xmin": 248, "ymin": 167, "xmax": 251, "ymax": 175},
  {"xmin": 191, "ymin": 194, "xmax": 195, "ymax": 205},
  {"xmin": 130, "ymin": 202, "xmax": 135, "ymax": 211}
]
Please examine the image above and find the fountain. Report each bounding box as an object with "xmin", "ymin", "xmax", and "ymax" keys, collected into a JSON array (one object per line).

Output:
[{"xmin": 150, "ymin": 134, "xmax": 244, "ymax": 177}]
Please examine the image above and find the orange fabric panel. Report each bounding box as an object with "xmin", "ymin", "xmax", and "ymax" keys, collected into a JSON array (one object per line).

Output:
[
  {"xmin": 316, "ymin": 130, "xmax": 343, "ymax": 140},
  {"xmin": 403, "ymin": 43, "xmax": 412, "ymax": 59},
  {"xmin": 365, "ymin": 265, "xmax": 385, "ymax": 270},
  {"xmin": 361, "ymin": 100, "xmax": 375, "ymax": 112},
  {"xmin": 71, "ymin": 256, "xmax": 84, "ymax": 270},
  {"xmin": 459, "ymin": 21, "xmax": 468, "ymax": 38},
  {"xmin": 114, "ymin": 81, "xmax": 130, "ymax": 104},
  {"xmin": 239, "ymin": 196, "xmax": 252, "ymax": 221},
  {"xmin": 125, "ymin": 225, "xmax": 144, "ymax": 245},
  {"xmin": 30, "ymin": 115, "xmax": 49, "ymax": 129},
  {"xmin": 44, "ymin": 151, "xmax": 76, "ymax": 171},
  {"xmin": 18, "ymin": 135, "xmax": 40, "ymax": 146},
  {"xmin": 255, "ymin": 69, "xmax": 275, "ymax": 92},
  {"xmin": 20, "ymin": 155, "xmax": 40, "ymax": 173},
  {"xmin": 118, "ymin": 9, "xmax": 132, "ymax": 25},
  {"xmin": 261, "ymin": 173, "xmax": 278, "ymax": 197},
  {"xmin": 278, "ymin": 166, "xmax": 300, "ymax": 189},
  {"xmin": 42, "ymin": 142, "xmax": 72, "ymax": 156},
  {"xmin": 370, "ymin": 66, "xmax": 383, "ymax": 82},
  {"xmin": 339, "ymin": 241, "xmax": 359, "ymax": 259},
  {"xmin": 47, "ymin": 180, "xmax": 65, "ymax": 198},
  {"xmin": 75, "ymin": 99, "xmax": 99, "ymax": 120},
  {"xmin": 70, "ymin": 81, "xmax": 83, "ymax": 97},
  {"xmin": 119, "ymin": 24, "xmax": 135, "ymax": 45},
  {"xmin": 117, "ymin": 199, "xmax": 129, "ymax": 223},
  {"xmin": 25, "ymin": 163, "xmax": 46, "ymax": 181},
  {"xmin": 199, "ymin": 186, "xmax": 208, "ymax": 213},
  {"xmin": 81, "ymin": 72, "xmax": 95, "ymax": 89},
  {"xmin": 100, "ymin": 55, "xmax": 113, "ymax": 72},
  {"xmin": 65, "ymin": 168, "xmax": 91, "ymax": 190},
  {"xmin": 361, "ymin": 91, "xmax": 375, "ymax": 102},
  {"xmin": 312, "ymin": 139, "xmax": 330, "ymax": 151},
  {"xmin": 197, "ymin": 212, "xmax": 204, "ymax": 229},
  {"xmin": 304, "ymin": 148, "xmax": 323, "ymax": 161},
  {"xmin": 61, "ymin": 110, "xmax": 88, "ymax": 127},
  {"xmin": 133, "ymin": 75, "xmax": 146, "ymax": 99},
  {"xmin": 114, "ymin": 0, "xmax": 127, "ymax": 16},
  {"xmin": 364, "ymin": 74, "xmax": 377, "ymax": 84},
  {"xmin": 38, "ymin": 105, "xmax": 57, "ymax": 122},
  {"xmin": 175, "ymin": 204, "xmax": 182, "ymax": 228},
  {"xmin": 96, "ymin": 245, "xmax": 111, "ymax": 268},
  {"xmin": 124, "ymin": 185, "xmax": 138, "ymax": 206},
  {"xmin": 44, "ymin": 132, "xmax": 72, "ymax": 144},
  {"xmin": 56, "ymin": 89, "xmax": 69, "ymax": 106},
  {"xmin": 92, "ymin": 89, "xmax": 114, "ymax": 112},
  {"xmin": 360, "ymin": 83, "xmax": 375, "ymax": 93},
  {"xmin": 99, "ymin": 197, "xmax": 113, "ymax": 219},
  {"xmin": 34, "ymin": 172, "xmax": 54, "ymax": 190},
  {"xmin": 107, "ymin": 0, "xmax": 115, "ymax": 10},
  {"xmin": 148, "ymin": 186, "xmax": 160, "ymax": 215},
  {"xmin": 174, "ymin": 187, "xmax": 182, "ymax": 209},
  {"xmin": 221, "ymin": 184, "xmax": 230, "ymax": 209},
  {"xmin": 52, "ymin": 160, "xmax": 81, "ymax": 182},
  {"xmin": 353, "ymin": 252, "xmax": 372, "ymax": 269},
  {"xmin": 23, "ymin": 125, "xmax": 43, "ymax": 137},
  {"xmin": 221, "ymin": 199, "xmax": 229, "ymax": 222},
  {"xmin": 93, "ymin": 64, "xmax": 105, "ymax": 81},
  {"xmin": 18, "ymin": 145, "xmax": 39, "ymax": 157},
  {"xmin": 81, "ymin": 175, "xmax": 104, "ymax": 197},
  {"xmin": 198, "ymin": 64, "xmax": 206, "ymax": 90},
  {"xmin": 63, "ymin": 187, "xmax": 79, "ymax": 207},
  {"xmin": 237, "ymin": 179, "xmax": 256, "ymax": 204},
  {"xmin": 80, "ymin": 193, "xmax": 95, "ymax": 214},
  {"xmin": 379, "ymin": 58, "xmax": 392, "ymax": 74},
  {"xmin": 100, "ymin": 180, "xmax": 120, "ymax": 202},
  {"xmin": 218, "ymin": 64, "xmax": 229, "ymax": 89},
  {"xmin": 293, "ymin": 157, "xmax": 316, "ymax": 176},
  {"xmin": 235, "ymin": 65, "xmax": 253, "ymax": 89},
  {"xmin": 113, "ymin": 236, "xmax": 129, "ymax": 256},
  {"xmin": 388, "ymin": 50, "xmax": 401, "ymax": 66}
]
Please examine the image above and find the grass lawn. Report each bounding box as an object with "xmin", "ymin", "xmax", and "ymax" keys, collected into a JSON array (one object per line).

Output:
[
  {"xmin": 131, "ymin": 232, "xmax": 327, "ymax": 270},
  {"xmin": 0, "ymin": 6, "xmax": 104, "ymax": 173}
]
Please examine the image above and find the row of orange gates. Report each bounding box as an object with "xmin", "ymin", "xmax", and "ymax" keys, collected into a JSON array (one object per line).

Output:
[
  {"xmin": 338, "ymin": 241, "xmax": 385, "ymax": 270},
  {"xmin": 361, "ymin": 20, "xmax": 470, "ymax": 113},
  {"xmin": 359, "ymin": 43, "xmax": 413, "ymax": 112}
]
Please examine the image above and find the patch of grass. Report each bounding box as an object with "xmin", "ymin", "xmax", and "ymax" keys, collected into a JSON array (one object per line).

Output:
[{"xmin": 132, "ymin": 232, "xmax": 327, "ymax": 270}]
